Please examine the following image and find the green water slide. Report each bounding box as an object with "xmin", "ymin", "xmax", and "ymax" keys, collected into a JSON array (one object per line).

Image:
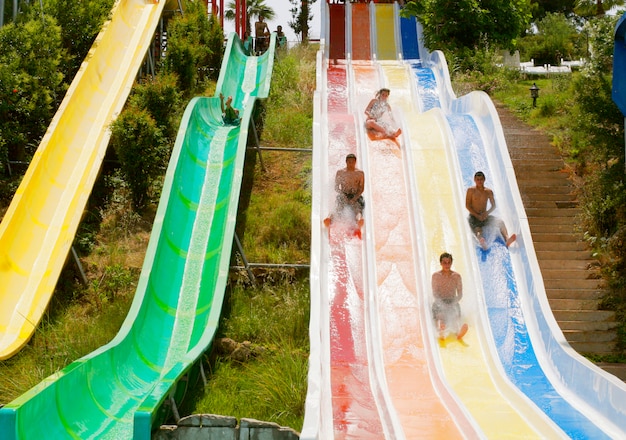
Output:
[{"xmin": 0, "ymin": 32, "xmax": 275, "ymax": 440}]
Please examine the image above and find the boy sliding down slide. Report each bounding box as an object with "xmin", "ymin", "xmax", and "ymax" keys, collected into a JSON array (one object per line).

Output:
[
  {"xmin": 466, "ymin": 171, "xmax": 516, "ymax": 250},
  {"xmin": 432, "ymin": 252, "xmax": 469, "ymax": 343},
  {"xmin": 324, "ymin": 154, "xmax": 365, "ymax": 239}
]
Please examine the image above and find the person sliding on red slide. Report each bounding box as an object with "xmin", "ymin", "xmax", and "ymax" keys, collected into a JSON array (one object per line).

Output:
[{"xmin": 324, "ymin": 154, "xmax": 365, "ymax": 239}]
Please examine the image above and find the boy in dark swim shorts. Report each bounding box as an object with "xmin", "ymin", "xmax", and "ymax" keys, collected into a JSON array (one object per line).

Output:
[{"xmin": 465, "ymin": 171, "xmax": 516, "ymax": 249}]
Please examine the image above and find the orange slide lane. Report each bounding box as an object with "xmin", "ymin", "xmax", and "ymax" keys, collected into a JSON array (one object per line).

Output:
[{"xmin": 351, "ymin": 3, "xmax": 371, "ymax": 61}]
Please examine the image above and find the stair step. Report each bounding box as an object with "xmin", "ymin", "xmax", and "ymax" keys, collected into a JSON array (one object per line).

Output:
[
  {"xmin": 541, "ymin": 270, "xmax": 601, "ymax": 280},
  {"xmin": 568, "ymin": 341, "xmax": 617, "ymax": 354},
  {"xmin": 510, "ymin": 149, "xmax": 560, "ymax": 155},
  {"xmin": 546, "ymin": 288, "xmax": 604, "ymax": 300},
  {"xmin": 522, "ymin": 200, "xmax": 578, "ymax": 209},
  {"xmin": 515, "ymin": 167, "xmax": 568, "ymax": 176},
  {"xmin": 520, "ymin": 187, "xmax": 575, "ymax": 196},
  {"xmin": 526, "ymin": 208, "xmax": 580, "ymax": 217},
  {"xmin": 519, "ymin": 192, "xmax": 576, "ymax": 201},
  {"xmin": 563, "ymin": 330, "xmax": 617, "ymax": 343},
  {"xmin": 552, "ymin": 310, "xmax": 615, "ymax": 321},
  {"xmin": 527, "ymin": 224, "xmax": 583, "ymax": 234},
  {"xmin": 516, "ymin": 177, "xmax": 574, "ymax": 187},
  {"xmin": 558, "ymin": 320, "xmax": 619, "ymax": 331},
  {"xmin": 531, "ymin": 235, "xmax": 583, "ymax": 244},
  {"xmin": 549, "ymin": 298, "xmax": 602, "ymax": 310},
  {"xmin": 534, "ymin": 242, "xmax": 588, "ymax": 252},
  {"xmin": 544, "ymin": 279, "xmax": 602, "ymax": 290},
  {"xmin": 538, "ymin": 259, "xmax": 595, "ymax": 270},
  {"xmin": 536, "ymin": 252, "xmax": 595, "ymax": 262},
  {"xmin": 528, "ymin": 216, "xmax": 579, "ymax": 225}
]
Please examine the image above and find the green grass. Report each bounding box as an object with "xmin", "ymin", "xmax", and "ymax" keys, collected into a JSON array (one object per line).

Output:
[
  {"xmin": 190, "ymin": 278, "xmax": 310, "ymax": 429},
  {"xmin": 490, "ymin": 74, "xmax": 578, "ymax": 153}
]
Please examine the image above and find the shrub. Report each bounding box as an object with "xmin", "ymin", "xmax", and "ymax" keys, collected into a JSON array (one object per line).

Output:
[
  {"xmin": 519, "ymin": 13, "xmax": 580, "ymax": 66},
  {"xmin": 163, "ymin": 0, "xmax": 225, "ymax": 93},
  {"xmin": 109, "ymin": 107, "xmax": 169, "ymax": 210},
  {"xmin": 131, "ymin": 73, "xmax": 182, "ymax": 141},
  {"xmin": 0, "ymin": 15, "xmax": 65, "ymax": 163}
]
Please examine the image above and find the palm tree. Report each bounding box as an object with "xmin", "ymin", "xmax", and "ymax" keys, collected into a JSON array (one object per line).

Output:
[
  {"xmin": 224, "ymin": 0, "xmax": 275, "ymax": 36},
  {"xmin": 575, "ymin": 0, "xmax": 624, "ymax": 16}
]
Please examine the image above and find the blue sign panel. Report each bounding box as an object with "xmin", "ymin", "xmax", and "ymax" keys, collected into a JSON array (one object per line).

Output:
[{"xmin": 613, "ymin": 13, "xmax": 626, "ymax": 115}]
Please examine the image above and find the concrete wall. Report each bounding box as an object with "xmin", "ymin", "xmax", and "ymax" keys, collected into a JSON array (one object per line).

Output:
[{"xmin": 154, "ymin": 414, "xmax": 300, "ymax": 439}]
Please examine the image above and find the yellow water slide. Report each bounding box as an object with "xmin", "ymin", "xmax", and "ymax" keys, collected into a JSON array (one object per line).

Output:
[{"xmin": 0, "ymin": 0, "xmax": 168, "ymax": 360}]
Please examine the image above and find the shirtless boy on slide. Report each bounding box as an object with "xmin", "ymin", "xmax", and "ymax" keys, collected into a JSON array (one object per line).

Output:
[
  {"xmin": 324, "ymin": 154, "xmax": 365, "ymax": 233},
  {"xmin": 465, "ymin": 171, "xmax": 516, "ymax": 250},
  {"xmin": 432, "ymin": 252, "xmax": 468, "ymax": 341}
]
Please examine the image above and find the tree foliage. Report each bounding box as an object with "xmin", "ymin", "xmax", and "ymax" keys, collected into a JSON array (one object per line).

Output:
[
  {"xmin": 164, "ymin": 0, "xmax": 225, "ymax": 91},
  {"xmin": 289, "ymin": 0, "xmax": 316, "ymax": 42},
  {"xmin": 129, "ymin": 73, "xmax": 182, "ymax": 141},
  {"xmin": 402, "ymin": 0, "xmax": 532, "ymax": 51},
  {"xmin": 517, "ymin": 13, "xmax": 584, "ymax": 64},
  {"xmin": 0, "ymin": 14, "xmax": 65, "ymax": 162},
  {"xmin": 109, "ymin": 106, "xmax": 169, "ymax": 210},
  {"xmin": 0, "ymin": 0, "xmax": 115, "ymax": 171},
  {"xmin": 530, "ymin": 0, "xmax": 577, "ymax": 21},
  {"xmin": 39, "ymin": 0, "xmax": 115, "ymax": 79},
  {"xmin": 574, "ymin": 0, "xmax": 625, "ymax": 17}
]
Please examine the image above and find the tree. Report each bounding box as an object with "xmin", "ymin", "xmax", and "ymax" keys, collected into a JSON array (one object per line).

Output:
[
  {"xmin": 574, "ymin": 0, "xmax": 624, "ymax": 16},
  {"xmin": 109, "ymin": 106, "xmax": 168, "ymax": 210},
  {"xmin": 164, "ymin": 1, "xmax": 225, "ymax": 91},
  {"xmin": 402, "ymin": 0, "xmax": 532, "ymax": 51},
  {"xmin": 530, "ymin": 0, "xmax": 577, "ymax": 22},
  {"xmin": 518, "ymin": 13, "xmax": 582, "ymax": 65},
  {"xmin": 42, "ymin": 0, "xmax": 115, "ymax": 80},
  {"xmin": 289, "ymin": 0, "xmax": 316, "ymax": 43},
  {"xmin": 0, "ymin": 14, "xmax": 64, "ymax": 163},
  {"xmin": 224, "ymin": 0, "xmax": 274, "ymax": 36}
]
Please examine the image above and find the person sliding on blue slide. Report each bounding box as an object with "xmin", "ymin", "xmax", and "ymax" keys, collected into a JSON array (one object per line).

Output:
[{"xmin": 466, "ymin": 171, "xmax": 516, "ymax": 250}]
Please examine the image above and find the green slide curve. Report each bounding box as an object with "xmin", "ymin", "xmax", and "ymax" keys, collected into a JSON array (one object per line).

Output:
[{"xmin": 0, "ymin": 32, "xmax": 275, "ymax": 440}]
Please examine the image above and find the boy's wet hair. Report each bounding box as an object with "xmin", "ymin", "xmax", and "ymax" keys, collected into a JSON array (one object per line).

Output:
[
  {"xmin": 346, "ymin": 153, "xmax": 356, "ymax": 160},
  {"xmin": 474, "ymin": 171, "xmax": 485, "ymax": 178},
  {"xmin": 439, "ymin": 252, "xmax": 453, "ymax": 262}
]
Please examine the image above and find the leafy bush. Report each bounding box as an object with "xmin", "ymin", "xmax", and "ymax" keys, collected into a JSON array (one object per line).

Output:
[
  {"xmin": 401, "ymin": 0, "xmax": 531, "ymax": 52},
  {"xmin": 130, "ymin": 73, "xmax": 182, "ymax": 141},
  {"xmin": 163, "ymin": 0, "xmax": 225, "ymax": 93},
  {"xmin": 0, "ymin": 15, "xmax": 65, "ymax": 163},
  {"xmin": 109, "ymin": 107, "xmax": 169, "ymax": 210},
  {"xmin": 518, "ymin": 13, "xmax": 582, "ymax": 66},
  {"xmin": 570, "ymin": 73, "xmax": 623, "ymax": 164},
  {"xmin": 42, "ymin": 0, "xmax": 115, "ymax": 79}
]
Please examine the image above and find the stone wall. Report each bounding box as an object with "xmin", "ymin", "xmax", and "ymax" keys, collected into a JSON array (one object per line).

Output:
[{"xmin": 154, "ymin": 414, "xmax": 300, "ymax": 440}]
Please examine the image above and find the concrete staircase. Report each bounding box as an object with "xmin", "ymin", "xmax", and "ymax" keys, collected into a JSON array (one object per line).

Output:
[{"xmin": 495, "ymin": 102, "xmax": 626, "ymax": 380}]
